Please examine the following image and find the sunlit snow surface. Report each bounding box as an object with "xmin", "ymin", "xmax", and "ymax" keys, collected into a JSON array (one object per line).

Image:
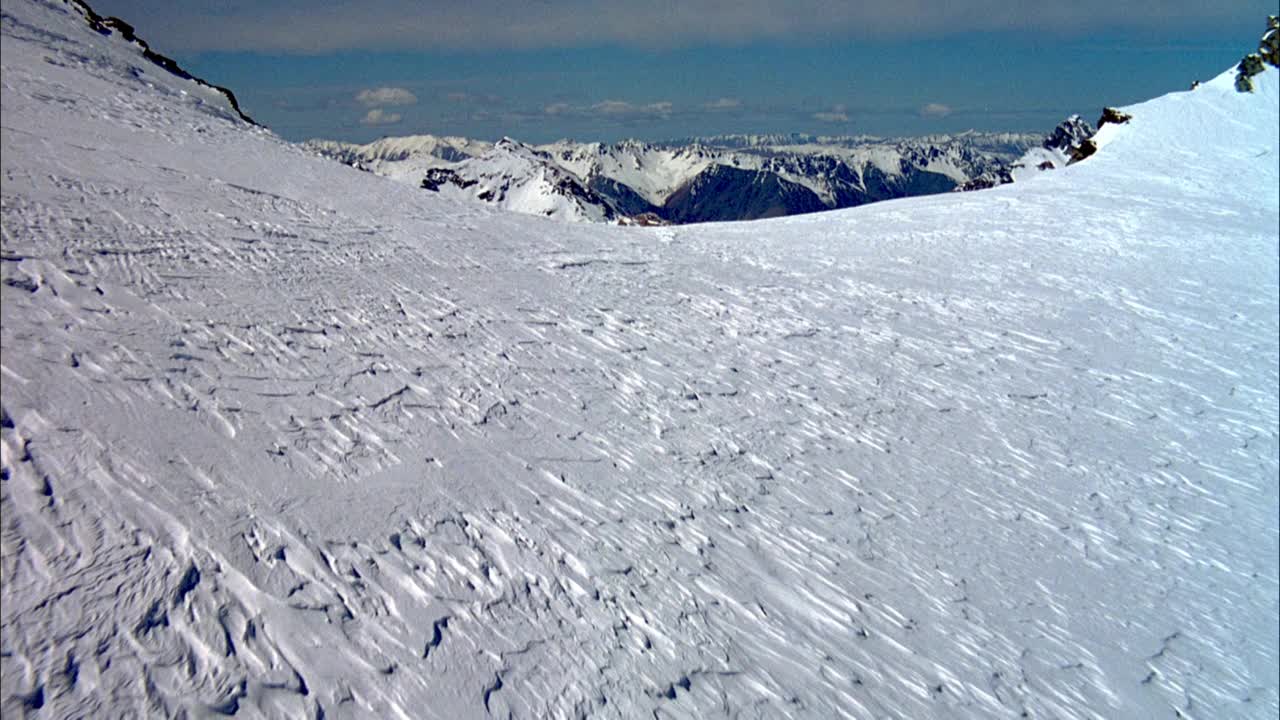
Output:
[{"xmin": 2, "ymin": 1, "xmax": 1278, "ymax": 718}]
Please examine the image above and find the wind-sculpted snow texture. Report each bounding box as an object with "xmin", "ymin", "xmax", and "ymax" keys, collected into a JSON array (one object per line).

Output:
[{"xmin": 2, "ymin": 1, "xmax": 1278, "ymax": 718}]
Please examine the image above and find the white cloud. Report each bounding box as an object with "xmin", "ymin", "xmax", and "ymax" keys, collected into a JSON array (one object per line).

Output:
[
  {"xmin": 360, "ymin": 108, "xmax": 403, "ymax": 125},
  {"xmin": 813, "ymin": 104, "xmax": 848, "ymax": 123},
  {"xmin": 920, "ymin": 102, "xmax": 953, "ymax": 117},
  {"xmin": 643, "ymin": 101, "xmax": 673, "ymax": 116},
  {"xmin": 592, "ymin": 100, "xmax": 636, "ymax": 115},
  {"xmin": 355, "ymin": 87, "xmax": 417, "ymax": 107},
  {"xmin": 540, "ymin": 100, "xmax": 674, "ymax": 118},
  {"xmin": 704, "ymin": 97, "xmax": 742, "ymax": 110}
]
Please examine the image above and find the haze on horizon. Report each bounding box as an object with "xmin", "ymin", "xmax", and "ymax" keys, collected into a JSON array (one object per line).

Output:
[{"xmin": 88, "ymin": 0, "xmax": 1277, "ymax": 144}]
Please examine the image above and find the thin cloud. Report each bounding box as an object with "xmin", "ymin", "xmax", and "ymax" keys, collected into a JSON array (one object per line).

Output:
[
  {"xmin": 813, "ymin": 104, "xmax": 849, "ymax": 123},
  {"xmin": 563, "ymin": 100, "xmax": 675, "ymax": 117},
  {"xmin": 96, "ymin": 1, "xmax": 1266, "ymax": 53},
  {"xmin": 704, "ymin": 97, "xmax": 742, "ymax": 110},
  {"xmin": 360, "ymin": 108, "xmax": 403, "ymax": 125},
  {"xmin": 355, "ymin": 87, "xmax": 417, "ymax": 107},
  {"xmin": 920, "ymin": 102, "xmax": 953, "ymax": 117},
  {"xmin": 642, "ymin": 101, "xmax": 673, "ymax": 116},
  {"xmin": 594, "ymin": 100, "xmax": 672, "ymax": 116},
  {"xmin": 592, "ymin": 100, "xmax": 636, "ymax": 115}
]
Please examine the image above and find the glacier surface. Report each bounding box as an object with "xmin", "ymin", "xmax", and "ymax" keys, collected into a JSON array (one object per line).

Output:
[{"xmin": 2, "ymin": 1, "xmax": 1278, "ymax": 718}]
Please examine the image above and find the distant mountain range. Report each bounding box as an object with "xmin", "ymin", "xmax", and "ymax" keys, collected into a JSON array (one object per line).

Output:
[{"xmin": 303, "ymin": 132, "xmax": 1046, "ymax": 223}]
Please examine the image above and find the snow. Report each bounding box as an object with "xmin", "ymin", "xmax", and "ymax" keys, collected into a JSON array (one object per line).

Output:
[
  {"xmin": 304, "ymin": 134, "xmax": 491, "ymax": 184},
  {"xmin": 1010, "ymin": 147, "xmax": 1069, "ymax": 182},
  {"xmin": 2, "ymin": 1, "xmax": 1278, "ymax": 718},
  {"xmin": 428, "ymin": 139, "xmax": 615, "ymax": 222},
  {"xmin": 559, "ymin": 143, "xmax": 718, "ymax": 207}
]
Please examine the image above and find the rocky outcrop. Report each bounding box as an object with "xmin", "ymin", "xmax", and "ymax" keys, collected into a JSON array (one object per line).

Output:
[
  {"xmin": 1236, "ymin": 55, "xmax": 1265, "ymax": 92},
  {"xmin": 1236, "ymin": 16, "xmax": 1279, "ymax": 92},
  {"xmin": 617, "ymin": 212, "xmax": 667, "ymax": 226},
  {"xmin": 1262, "ymin": 16, "xmax": 1279, "ymax": 67},
  {"xmin": 955, "ymin": 167, "xmax": 1013, "ymax": 191},
  {"xmin": 420, "ymin": 168, "xmax": 477, "ymax": 192},
  {"xmin": 1097, "ymin": 108, "xmax": 1132, "ymax": 128},
  {"xmin": 1069, "ymin": 139, "xmax": 1098, "ymax": 164}
]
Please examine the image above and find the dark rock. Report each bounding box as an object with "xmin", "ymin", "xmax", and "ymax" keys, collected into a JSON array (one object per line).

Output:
[
  {"xmin": 955, "ymin": 167, "xmax": 1012, "ymax": 192},
  {"xmin": 1262, "ymin": 16, "xmax": 1279, "ymax": 67},
  {"xmin": 1238, "ymin": 54, "xmax": 1265, "ymax": 78},
  {"xmin": 421, "ymin": 168, "xmax": 476, "ymax": 192},
  {"xmin": 623, "ymin": 212, "xmax": 667, "ymax": 226},
  {"xmin": 1097, "ymin": 108, "xmax": 1132, "ymax": 128},
  {"xmin": 1069, "ymin": 139, "xmax": 1098, "ymax": 164},
  {"xmin": 1235, "ymin": 20, "xmax": 1271, "ymax": 94}
]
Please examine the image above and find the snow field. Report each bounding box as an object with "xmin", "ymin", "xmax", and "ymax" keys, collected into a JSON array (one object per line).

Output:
[{"xmin": 2, "ymin": 1, "xmax": 1277, "ymax": 717}]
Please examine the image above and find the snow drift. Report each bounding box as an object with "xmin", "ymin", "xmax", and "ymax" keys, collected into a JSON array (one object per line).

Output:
[{"xmin": 2, "ymin": 1, "xmax": 1277, "ymax": 718}]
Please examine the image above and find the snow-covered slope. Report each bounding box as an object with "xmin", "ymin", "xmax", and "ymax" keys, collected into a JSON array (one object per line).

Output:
[
  {"xmin": 303, "ymin": 135, "xmax": 490, "ymax": 183},
  {"xmin": 419, "ymin": 138, "xmax": 618, "ymax": 222},
  {"xmin": 3, "ymin": 1, "xmax": 1278, "ymax": 718}
]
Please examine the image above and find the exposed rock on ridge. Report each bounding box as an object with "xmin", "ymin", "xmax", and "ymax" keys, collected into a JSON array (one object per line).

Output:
[{"xmin": 67, "ymin": 0, "xmax": 256, "ymax": 124}]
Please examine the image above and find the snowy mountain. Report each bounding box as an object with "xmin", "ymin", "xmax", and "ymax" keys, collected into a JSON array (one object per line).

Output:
[
  {"xmin": 3, "ymin": 1, "xmax": 1279, "ymax": 719},
  {"xmin": 302, "ymin": 135, "xmax": 491, "ymax": 183},
  {"xmin": 309, "ymin": 131, "xmax": 1039, "ymax": 224},
  {"xmin": 1006, "ymin": 115, "xmax": 1097, "ymax": 182},
  {"xmin": 419, "ymin": 138, "xmax": 619, "ymax": 222}
]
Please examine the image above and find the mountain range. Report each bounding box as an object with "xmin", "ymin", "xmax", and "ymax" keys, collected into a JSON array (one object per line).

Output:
[{"xmin": 304, "ymin": 131, "xmax": 1044, "ymax": 223}]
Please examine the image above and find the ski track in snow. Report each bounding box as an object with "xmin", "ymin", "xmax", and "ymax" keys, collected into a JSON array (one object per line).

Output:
[{"xmin": 2, "ymin": 2, "xmax": 1278, "ymax": 718}]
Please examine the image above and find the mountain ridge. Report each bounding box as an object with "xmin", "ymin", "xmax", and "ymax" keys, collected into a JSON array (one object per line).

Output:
[{"xmin": 304, "ymin": 130, "xmax": 1041, "ymax": 224}]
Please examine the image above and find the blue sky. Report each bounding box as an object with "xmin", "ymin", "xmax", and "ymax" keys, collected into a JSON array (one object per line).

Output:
[{"xmin": 90, "ymin": 0, "xmax": 1277, "ymax": 144}]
